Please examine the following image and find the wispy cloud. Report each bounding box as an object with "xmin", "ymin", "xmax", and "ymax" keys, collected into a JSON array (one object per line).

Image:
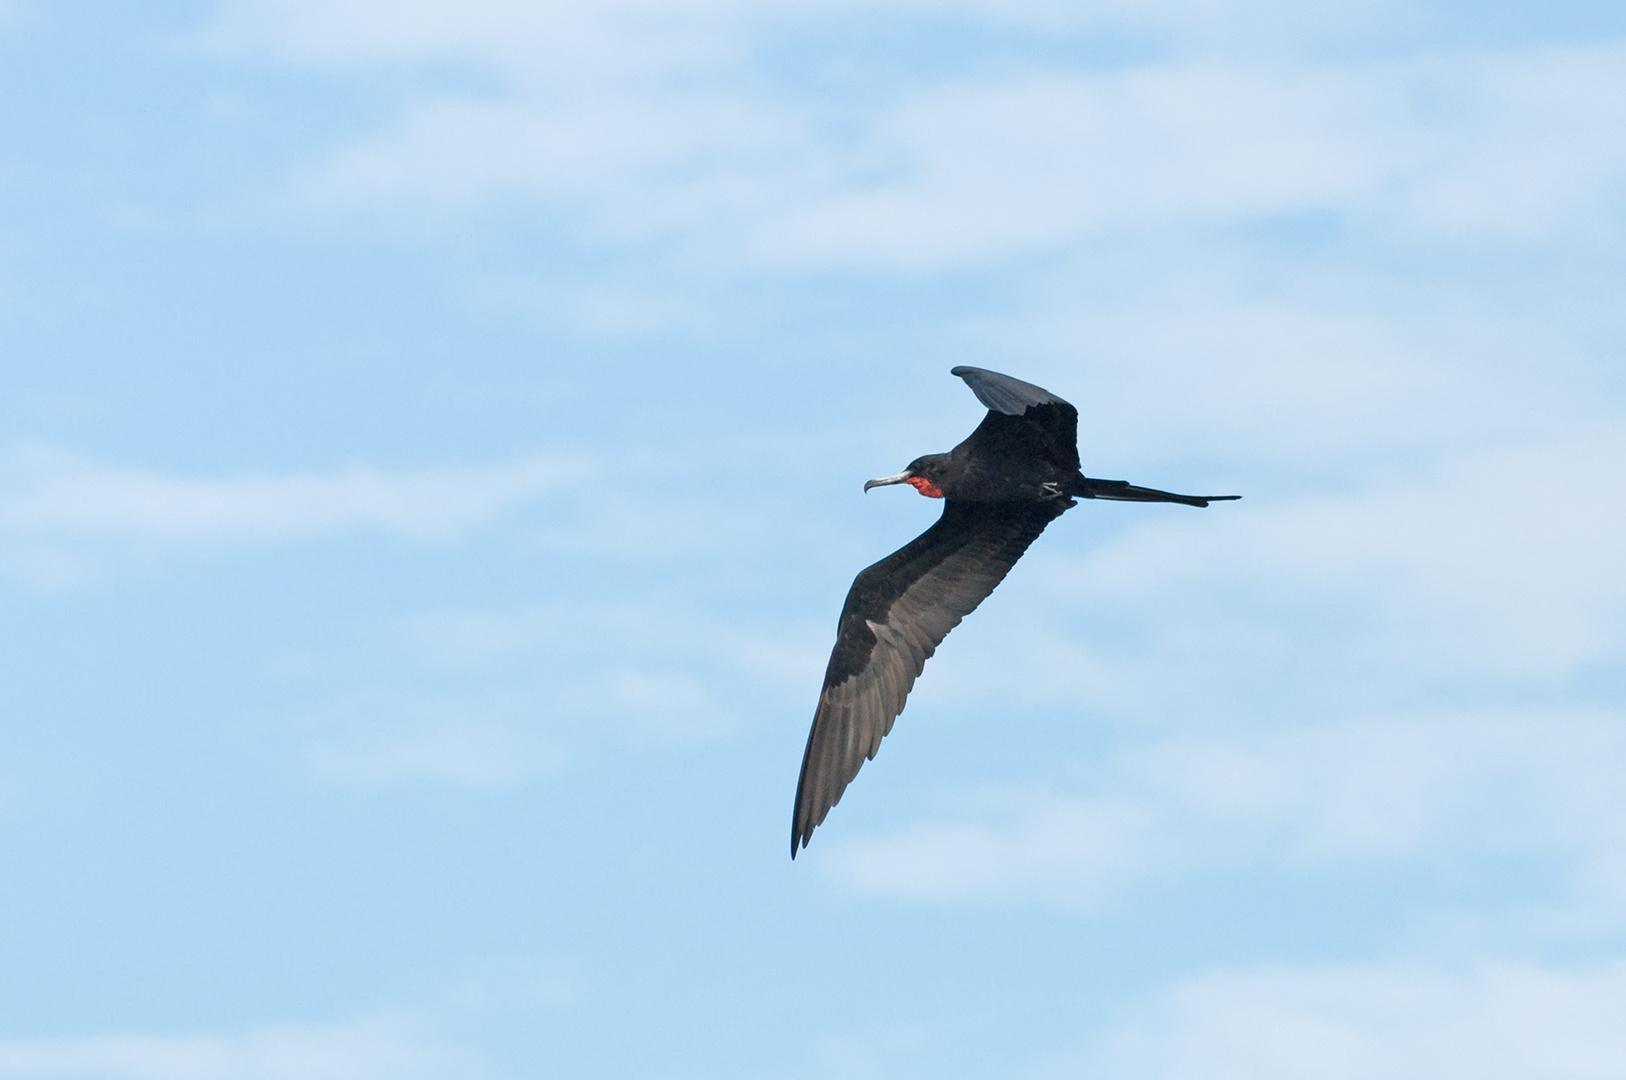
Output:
[
  {"xmin": 301, "ymin": 696, "xmax": 565, "ymax": 789},
  {"xmin": 0, "ymin": 446, "xmax": 581, "ymax": 543},
  {"xmin": 0, "ymin": 1015, "xmax": 470, "ymax": 1080},
  {"xmin": 1075, "ymin": 961, "xmax": 1626, "ymax": 1080},
  {"xmin": 201, "ymin": 0, "xmax": 1407, "ymax": 72},
  {"xmin": 770, "ymin": 45, "xmax": 1626, "ymax": 265},
  {"xmin": 268, "ymin": 598, "xmax": 804, "ymax": 790},
  {"xmin": 202, "ymin": 3, "xmax": 1626, "ymax": 267},
  {"xmin": 200, "ymin": 0, "xmax": 748, "ymax": 72},
  {"xmin": 829, "ymin": 708, "xmax": 1626, "ymax": 919},
  {"xmin": 1072, "ymin": 430, "xmax": 1626, "ymax": 683}
]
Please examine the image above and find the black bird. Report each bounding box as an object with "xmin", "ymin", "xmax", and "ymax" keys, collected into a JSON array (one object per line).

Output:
[{"xmin": 791, "ymin": 366, "xmax": 1238, "ymax": 857}]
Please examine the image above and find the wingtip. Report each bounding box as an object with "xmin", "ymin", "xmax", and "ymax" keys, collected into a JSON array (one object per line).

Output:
[{"xmin": 949, "ymin": 366, "xmax": 1064, "ymax": 415}]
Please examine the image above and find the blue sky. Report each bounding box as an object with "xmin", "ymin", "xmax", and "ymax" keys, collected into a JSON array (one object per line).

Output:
[{"xmin": 3, "ymin": 1, "xmax": 1626, "ymax": 1076}]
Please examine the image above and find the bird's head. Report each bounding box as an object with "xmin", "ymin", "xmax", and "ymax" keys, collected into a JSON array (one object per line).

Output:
[{"xmin": 864, "ymin": 454, "xmax": 950, "ymax": 499}]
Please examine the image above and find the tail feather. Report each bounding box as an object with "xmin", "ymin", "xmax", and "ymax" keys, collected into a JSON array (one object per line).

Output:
[{"xmin": 1075, "ymin": 477, "xmax": 1240, "ymax": 508}]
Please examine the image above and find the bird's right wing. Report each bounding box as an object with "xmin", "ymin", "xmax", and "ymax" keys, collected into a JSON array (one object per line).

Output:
[{"xmin": 792, "ymin": 498, "xmax": 1071, "ymax": 856}]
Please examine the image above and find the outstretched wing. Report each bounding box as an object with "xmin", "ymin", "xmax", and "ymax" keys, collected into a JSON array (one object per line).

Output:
[
  {"xmin": 951, "ymin": 365, "xmax": 1080, "ymax": 472},
  {"xmin": 792, "ymin": 498, "xmax": 1072, "ymax": 856}
]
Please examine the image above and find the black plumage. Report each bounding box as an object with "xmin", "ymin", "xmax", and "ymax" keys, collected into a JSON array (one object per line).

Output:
[{"xmin": 791, "ymin": 366, "xmax": 1238, "ymax": 857}]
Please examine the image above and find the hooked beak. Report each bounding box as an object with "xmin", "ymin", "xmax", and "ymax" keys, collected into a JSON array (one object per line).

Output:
[{"xmin": 863, "ymin": 470, "xmax": 913, "ymax": 493}]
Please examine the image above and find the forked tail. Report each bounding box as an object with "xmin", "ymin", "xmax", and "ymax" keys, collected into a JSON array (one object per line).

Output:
[{"xmin": 1074, "ymin": 477, "xmax": 1240, "ymax": 508}]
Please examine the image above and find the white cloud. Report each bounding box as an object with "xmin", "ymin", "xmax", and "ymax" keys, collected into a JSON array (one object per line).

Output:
[
  {"xmin": 829, "ymin": 708, "xmax": 1626, "ymax": 916},
  {"xmin": 1398, "ymin": 44, "xmax": 1626, "ymax": 241},
  {"xmin": 764, "ymin": 46, "xmax": 1626, "ymax": 266},
  {"xmin": 1074, "ymin": 429, "xmax": 1626, "ymax": 682},
  {"xmin": 278, "ymin": 624, "xmax": 587, "ymax": 789},
  {"xmin": 0, "ymin": 1016, "xmax": 469, "ymax": 1080},
  {"xmin": 0, "ymin": 446, "xmax": 580, "ymax": 544},
  {"xmin": 203, "ymin": 0, "xmax": 1626, "ymax": 267},
  {"xmin": 304, "ymin": 705, "xmax": 562, "ymax": 789},
  {"xmin": 760, "ymin": 65, "xmax": 1389, "ymax": 267},
  {"xmin": 200, "ymin": 0, "xmax": 746, "ymax": 73},
  {"xmin": 1074, "ymin": 961, "xmax": 1626, "ymax": 1080},
  {"xmin": 202, "ymin": 0, "xmax": 1399, "ymax": 70},
  {"xmin": 829, "ymin": 791, "xmax": 1159, "ymax": 908},
  {"xmin": 299, "ymin": 93, "xmax": 809, "ymax": 244},
  {"xmin": 269, "ymin": 598, "xmax": 805, "ymax": 791},
  {"xmin": 607, "ymin": 669, "xmax": 734, "ymax": 744}
]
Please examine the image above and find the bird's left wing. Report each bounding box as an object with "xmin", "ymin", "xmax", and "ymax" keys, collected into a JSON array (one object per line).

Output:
[
  {"xmin": 792, "ymin": 498, "xmax": 1071, "ymax": 856},
  {"xmin": 950, "ymin": 366, "xmax": 1062, "ymax": 415},
  {"xmin": 952, "ymin": 366, "xmax": 1080, "ymax": 473}
]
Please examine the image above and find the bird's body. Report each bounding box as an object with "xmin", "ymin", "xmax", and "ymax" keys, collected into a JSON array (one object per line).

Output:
[{"xmin": 791, "ymin": 366, "xmax": 1237, "ymax": 857}]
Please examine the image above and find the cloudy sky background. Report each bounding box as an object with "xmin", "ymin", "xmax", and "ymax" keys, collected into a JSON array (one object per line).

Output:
[{"xmin": 3, "ymin": 0, "xmax": 1625, "ymax": 1076}]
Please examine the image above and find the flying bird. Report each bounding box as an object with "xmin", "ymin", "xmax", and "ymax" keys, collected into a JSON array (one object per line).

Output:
[{"xmin": 791, "ymin": 366, "xmax": 1238, "ymax": 857}]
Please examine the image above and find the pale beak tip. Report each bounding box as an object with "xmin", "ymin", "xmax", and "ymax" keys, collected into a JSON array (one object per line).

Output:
[{"xmin": 863, "ymin": 470, "xmax": 913, "ymax": 493}]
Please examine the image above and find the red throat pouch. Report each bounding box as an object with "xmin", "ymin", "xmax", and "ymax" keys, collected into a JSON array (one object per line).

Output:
[{"xmin": 906, "ymin": 476, "xmax": 945, "ymax": 499}]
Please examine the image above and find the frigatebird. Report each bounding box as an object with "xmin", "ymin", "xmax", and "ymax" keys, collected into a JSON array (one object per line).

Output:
[{"xmin": 791, "ymin": 366, "xmax": 1238, "ymax": 857}]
